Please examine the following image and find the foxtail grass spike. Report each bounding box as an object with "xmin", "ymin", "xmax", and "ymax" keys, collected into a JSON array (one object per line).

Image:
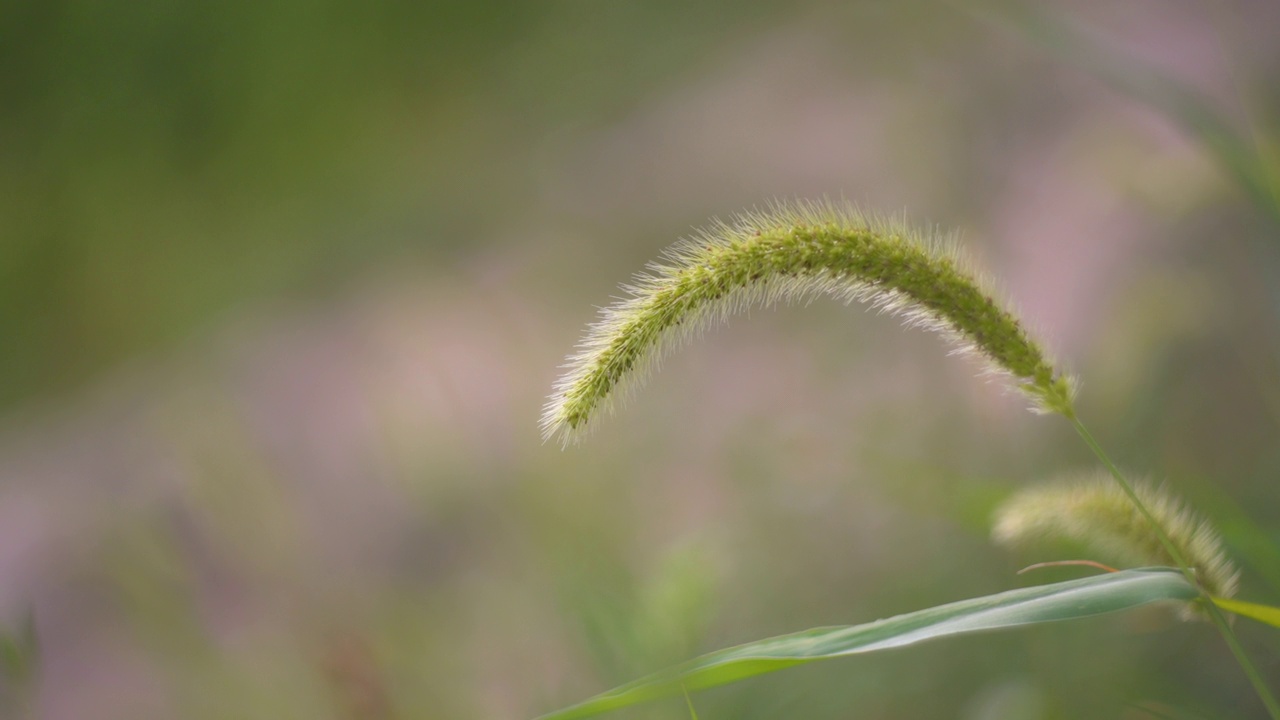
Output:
[
  {"xmin": 992, "ymin": 472, "xmax": 1240, "ymax": 610},
  {"xmin": 543, "ymin": 201, "xmax": 1074, "ymax": 444}
]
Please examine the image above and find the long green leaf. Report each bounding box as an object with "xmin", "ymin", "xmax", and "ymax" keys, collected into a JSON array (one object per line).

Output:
[{"xmin": 537, "ymin": 568, "xmax": 1196, "ymax": 720}]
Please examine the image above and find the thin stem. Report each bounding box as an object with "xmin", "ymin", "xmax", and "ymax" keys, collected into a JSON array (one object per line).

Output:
[
  {"xmin": 1017, "ymin": 559, "xmax": 1120, "ymax": 575},
  {"xmin": 1068, "ymin": 412, "xmax": 1280, "ymax": 720}
]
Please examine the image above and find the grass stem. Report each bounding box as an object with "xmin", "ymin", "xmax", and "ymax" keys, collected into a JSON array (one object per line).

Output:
[{"xmin": 1068, "ymin": 412, "xmax": 1280, "ymax": 719}]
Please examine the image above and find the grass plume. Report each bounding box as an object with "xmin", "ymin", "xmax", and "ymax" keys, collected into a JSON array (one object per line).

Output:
[
  {"xmin": 543, "ymin": 201, "xmax": 1074, "ymax": 444},
  {"xmin": 992, "ymin": 472, "xmax": 1240, "ymax": 605}
]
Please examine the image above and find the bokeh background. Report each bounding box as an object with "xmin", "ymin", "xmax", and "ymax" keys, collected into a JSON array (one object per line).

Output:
[{"xmin": 3, "ymin": 1, "xmax": 1280, "ymax": 718}]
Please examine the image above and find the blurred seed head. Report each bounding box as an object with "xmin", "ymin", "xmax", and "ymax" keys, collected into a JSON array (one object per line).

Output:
[{"xmin": 992, "ymin": 472, "xmax": 1239, "ymax": 612}]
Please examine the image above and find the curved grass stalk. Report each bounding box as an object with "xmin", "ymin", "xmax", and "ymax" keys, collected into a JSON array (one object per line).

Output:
[
  {"xmin": 541, "ymin": 201, "xmax": 1279, "ymax": 716},
  {"xmin": 543, "ymin": 202, "xmax": 1074, "ymax": 444}
]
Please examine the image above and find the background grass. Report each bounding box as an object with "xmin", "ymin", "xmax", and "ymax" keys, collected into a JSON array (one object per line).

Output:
[{"xmin": 1, "ymin": 1, "xmax": 1280, "ymax": 718}]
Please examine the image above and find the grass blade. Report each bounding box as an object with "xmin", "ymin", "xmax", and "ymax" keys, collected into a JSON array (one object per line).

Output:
[
  {"xmin": 1214, "ymin": 597, "xmax": 1280, "ymax": 630},
  {"xmin": 536, "ymin": 568, "xmax": 1196, "ymax": 720}
]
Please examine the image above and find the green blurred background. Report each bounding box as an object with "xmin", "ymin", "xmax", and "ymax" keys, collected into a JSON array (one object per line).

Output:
[{"xmin": 2, "ymin": 0, "xmax": 1280, "ymax": 717}]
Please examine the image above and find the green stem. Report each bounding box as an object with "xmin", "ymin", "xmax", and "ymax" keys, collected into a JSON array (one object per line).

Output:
[{"xmin": 1067, "ymin": 411, "xmax": 1280, "ymax": 719}]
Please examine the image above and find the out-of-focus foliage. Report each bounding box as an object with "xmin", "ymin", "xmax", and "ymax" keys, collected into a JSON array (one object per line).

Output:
[
  {"xmin": 2, "ymin": 1, "xmax": 1280, "ymax": 718},
  {"xmin": 0, "ymin": 0, "xmax": 783, "ymax": 408}
]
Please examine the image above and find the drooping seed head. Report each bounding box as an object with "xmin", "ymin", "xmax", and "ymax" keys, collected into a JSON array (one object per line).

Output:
[
  {"xmin": 543, "ymin": 201, "xmax": 1075, "ymax": 445},
  {"xmin": 992, "ymin": 472, "xmax": 1239, "ymax": 608}
]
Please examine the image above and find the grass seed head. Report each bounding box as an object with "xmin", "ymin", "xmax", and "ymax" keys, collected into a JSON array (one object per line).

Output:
[
  {"xmin": 543, "ymin": 201, "xmax": 1074, "ymax": 445},
  {"xmin": 992, "ymin": 472, "xmax": 1240, "ymax": 613}
]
